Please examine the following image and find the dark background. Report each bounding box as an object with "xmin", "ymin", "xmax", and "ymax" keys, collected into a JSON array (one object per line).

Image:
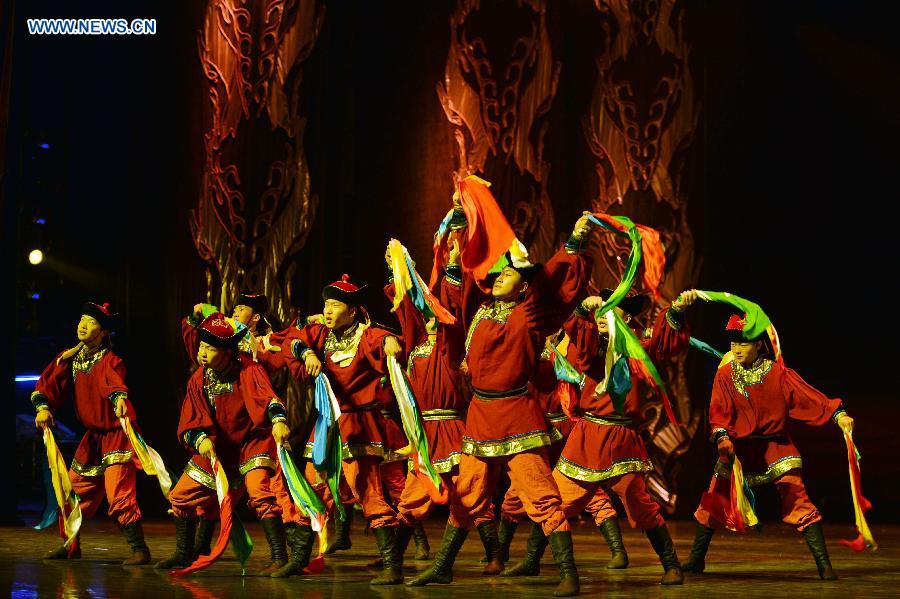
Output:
[{"xmin": 2, "ymin": 0, "xmax": 898, "ymax": 524}]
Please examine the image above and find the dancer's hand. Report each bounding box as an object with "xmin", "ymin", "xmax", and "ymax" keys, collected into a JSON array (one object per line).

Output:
[
  {"xmin": 198, "ymin": 437, "xmax": 216, "ymax": 460},
  {"xmin": 672, "ymin": 289, "xmax": 699, "ymax": 312},
  {"xmin": 837, "ymin": 413, "xmax": 854, "ymax": 434},
  {"xmin": 581, "ymin": 296, "xmax": 604, "ymax": 313},
  {"xmin": 448, "ymin": 235, "xmax": 461, "ymax": 266},
  {"xmin": 571, "ymin": 214, "xmax": 593, "ymax": 240},
  {"xmin": 304, "ymin": 350, "xmax": 323, "ymax": 377},
  {"xmin": 306, "ymin": 314, "xmax": 325, "ymax": 325},
  {"xmin": 383, "ymin": 336, "xmax": 403, "ymax": 358},
  {"xmin": 115, "ymin": 398, "xmax": 128, "ymax": 418},
  {"xmin": 717, "ymin": 437, "xmax": 734, "ymax": 462},
  {"xmin": 193, "ymin": 303, "xmax": 204, "ymax": 319},
  {"xmin": 272, "ymin": 422, "xmax": 291, "ymax": 445},
  {"xmin": 35, "ymin": 409, "xmax": 55, "ymax": 429}
]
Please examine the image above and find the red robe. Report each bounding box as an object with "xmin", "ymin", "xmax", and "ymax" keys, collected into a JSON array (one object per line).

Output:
[
  {"xmin": 178, "ymin": 353, "xmax": 283, "ymax": 488},
  {"xmin": 385, "ymin": 281, "xmax": 468, "ymax": 473},
  {"xmin": 708, "ymin": 358, "xmax": 843, "ymax": 484},
  {"xmin": 285, "ymin": 321, "xmax": 404, "ymax": 460},
  {"xmin": 535, "ymin": 352, "xmax": 572, "ymax": 441},
  {"xmin": 556, "ymin": 309, "xmax": 688, "ymax": 482},
  {"xmin": 451, "ymin": 246, "xmax": 592, "ymax": 457},
  {"xmin": 32, "ymin": 347, "xmax": 138, "ymax": 476}
]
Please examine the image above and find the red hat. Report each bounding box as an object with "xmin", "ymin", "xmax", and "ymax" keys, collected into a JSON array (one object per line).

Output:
[
  {"xmin": 82, "ymin": 301, "xmax": 117, "ymax": 330},
  {"xmin": 198, "ymin": 312, "xmax": 246, "ymax": 348},
  {"xmin": 725, "ymin": 313, "xmax": 763, "ymax": 342},
  {"xmin": 322, "ymin": 274, "xmax": 367, "ymax": 306}
]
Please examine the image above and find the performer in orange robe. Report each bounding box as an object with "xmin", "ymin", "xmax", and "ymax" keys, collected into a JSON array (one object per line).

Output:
[
  {"xmin": 448, "ymin": 213, "xmax": 595, "ymax": 597},
  {"xmin": 683, "ymin": 314, "xmax": 854, "ymax": 581},
  {"xmin": 534, "ymin": 290, "xmax": 694, "ymax": 586},
  {"xmin": 385, "ymin": 252, "xmax": 504, "ymax": 586},
  {"xmin": 157, "ymin": 313, "xmax": 292, "ymax": 576},
  {"xmin": 180, "ymin": 292, "xmax": 302, "ymax": 571},
  {"xmin": 32, "ymin": 302, "xmax": 150, "ymax": 565},
  {"xmin": 282, "ymin": 275, "xmax": 413, "ymax": 585}
]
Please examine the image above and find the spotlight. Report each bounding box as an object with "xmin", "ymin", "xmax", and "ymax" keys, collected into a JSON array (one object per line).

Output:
[{"xmin": 28, "ymin": 249, "xmax": 43, "ymax": 265}]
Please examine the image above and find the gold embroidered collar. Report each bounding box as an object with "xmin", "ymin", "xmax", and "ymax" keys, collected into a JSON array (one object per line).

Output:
[
  {"xmin": 72, "ymin": 346, "xmax": 107, "ymax": 378},
  {"xmin": 203, "ymin": 362, "xmax": 238, "ymax": 405},
  {"xmin": 326, "ymin": 322, "xmax": 367, "ymax": 367},
  {"xmin": 466, "ymin": 299, "xmax": 518, "ymax": 353},
  {"xmin": 731, "ymin": 357, "xmax": 773, "ymax": 396}
]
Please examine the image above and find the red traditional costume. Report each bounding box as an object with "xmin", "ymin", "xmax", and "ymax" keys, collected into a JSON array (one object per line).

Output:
[
  {"xmin": 683, "ymin": 314, "xmax": 848, "ymax": 581},
  {"xmin": 159, "ymin": 313, "xmax": 290, "ymax": 574},
  {"xmin": 552, "ymin": 293, "xmax": 689, "ymax": 582},
  {"xmin": 32, "ymin": 302, "xmax": 150, "ymax": 564}
]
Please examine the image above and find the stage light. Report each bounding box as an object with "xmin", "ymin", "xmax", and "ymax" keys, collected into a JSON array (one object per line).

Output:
[
  {"xmin": 15, "ymin": 374, "xmax": 40, "ymax": 383},
  {"xmin": 33, "ymin": 217, "xmax": 46, "ymax": 225},
  {"xmin": 30, "ymin": 293, "xmax": 40, "ymax": 300},
  {"xmin": 39, "ymin": 143, "xmax": 49, "ymax": 149},
  {"xmin": 29, "ymin": 249, "xmax": 44, "ymax": 265}
]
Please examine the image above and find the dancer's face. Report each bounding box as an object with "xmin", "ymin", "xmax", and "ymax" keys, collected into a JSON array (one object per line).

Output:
[
  {"xmin": 594, "ymin": 307, "xmax": 628, "ymax": 333},
  {"xmin": 197, "ymin": 341, "xmax": 231, "ymax": 370},
  {"xmin": 232, "ymin": 304, "xmax": 260, "ymax": 331},
  {"xmin": 323, "ymin": 299, "xmax": 356, "ymax": 331},
  {"xmin": 76, "ymin": 315, "xmax": 105, "ymax": 345},
  {"xmin": 730, "ymin": 341, "xmax": 761, "ymax": 366},
  {"xmin": 491, "ymin": 267, "xmax": 526, "ymax": 300}
]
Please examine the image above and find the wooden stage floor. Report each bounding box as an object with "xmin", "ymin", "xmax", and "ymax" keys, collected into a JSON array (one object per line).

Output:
[{"xmin": 2, "ymin": 519, "xmax": 897, "ymax": 598}]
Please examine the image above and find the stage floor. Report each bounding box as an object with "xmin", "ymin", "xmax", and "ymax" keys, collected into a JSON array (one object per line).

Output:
[{"xmin": 2, "ymin": 519, "xmax": 897, "ymax": 598}]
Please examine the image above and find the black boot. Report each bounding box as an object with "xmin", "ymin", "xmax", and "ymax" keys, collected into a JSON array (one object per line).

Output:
[
  {"xmin": 548, "ymin": 529, "xmax": 580, "ymax": 597},
  {"xmin": 370, "ymin": 525, "xmax": 413, "ymax": 585},
  {"xmin": 324, "ymin": 509, "xmax": 352, "ymax": 554},
  {"xmin": 498, "ymin": 519, "xmax": 518, "ymax": 564},
  {"xmin": 155, "ymin": 517, "xmax": 197, "ymax": 569},
  {"xmin": 122, "ymin": 521, "xmax": 151, "ymax": 565},
  {"xmin": 802, "ymin": 522, "xmax": 837, "ymax": 580},
  {"xmin": 502, "ymin": 524, "xmax": 548, "ymax": 576},
  {"xmin": 646, "ymin": 525, "xmax": 683, "ymax": 585},
  {"xmin": 598, "ymin": 518, "xmax": 628, "ymax": 569},
  {"xmin": 258, "ymin": 517, "xmax": 289, "ymax": 576},
  {"xmin": 192, "ymin": 519, "xmax": 215, "ymax": 560},
  {"xmin": 407, "ymin": 524, "xmax": 469, "ymax": 586},
  {"xmin": 478, "ymin": 521, "xmax": 505, "ymax": 575},
  {"xmin": 682, "ymin": 524, "xmax": 714, "ymax": 573},
  {"xmin": 44, "ymin": 535, "xmax": 81, "ymax": 560},
  {"xmin": 412, "ymin": 521, "xmax": 431, "ymax": 560},
  {"xmin": 271, "ymin": 523, "xmax": 316, "ymax": 578}
]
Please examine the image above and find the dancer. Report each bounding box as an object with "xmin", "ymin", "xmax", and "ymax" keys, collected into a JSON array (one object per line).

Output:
[{"xmin": 32, "ymin": 301, "xmax": 150, "ymax": 565}]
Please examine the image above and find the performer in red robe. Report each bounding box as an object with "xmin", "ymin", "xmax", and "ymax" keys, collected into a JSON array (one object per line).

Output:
[
  {"xmin": 32, "ymin": 302, "xmax": 150, "ymax": 565},
  {"xmin": 384, "ymin": 249, "xmax": 504, "ymax": 586},
  {"xmin": 282, "ymin": 275, "xmax": 413, "ymax": 585},
  {"xmin": 682, "ymin": 314, "xmax": 854, "ymax": 581},
  {"xmin": 523, "ymin": 290, "xmax": 694, "ymax": 585},
  {"xmin": 448, "ymin": 213, "xmax": 596, "ymax": 597},
  {"xmin": 157, "ymin": 313, "xmax": 292, "ymax": 576},
  {"xmin": 179, "ymin": 292, "xmax": 303, "ymax": 572}
]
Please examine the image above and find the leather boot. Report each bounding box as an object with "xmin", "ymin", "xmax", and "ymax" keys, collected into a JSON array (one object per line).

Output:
[
  {"xmin": 407, "ymin": 523, "xmax": 469, "ymax": 586},
  {"xmin": 598, "ymin": 517, "xmax": 628, "ymax": 569},
  {"xmin": 412, "ymin": 521, "xmax": 431, "ymax": 560},
  {"xmin": 192, "ymin": 519, "xmax": 215, "ymax": 560},
  {"xmin": 548, "ymin": 529, "xmax": 580, "ymax": 597},
  {"xmin": 478, "ymin": 521, "xmax": 505, "ymax": 575},
  {"xmin": 271, "ymin": 523, "xmax": 316, "ymax": 578},
  {"xmin": 121, "ymin": 521, "xmax": 151, "ymax": 565},
  {"xmin": 370, "ymin": 525, "xmax": 413, "ymax": 585},
  {"xmin": 682, "ymin": 524, "xmax": 714, "ymax": 573},
  {"xmin": 498, "ymin": 519, "xmax": 518, "ymax": 564},
  {"xmin": 257, "ymin": 517, "xmax": 288, "ymax": 576},
  {"xmin": 802, "ymin": 522, "xmax": 838, "ymax": 580},
  {"xmin": 502, "ymin": 524, "xmax": 548, "ymax": 577},
  {"xmin": 646, "ymin": 525, "xmax": 683, "ymax": 585},
  {"xmin": 155, "ymin": 517, "xmax": 196, "ymax": 569},
  {"xmin": 324, "ymin": 509, "xmax": 352, "ymax": 554}
]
